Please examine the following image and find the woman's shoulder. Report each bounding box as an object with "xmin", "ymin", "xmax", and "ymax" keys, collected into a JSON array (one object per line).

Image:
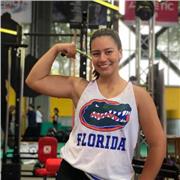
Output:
[
  {"xmin": 71, "ymin": 77, "xmax": 89, "ymax": 105},
  {"xmin": 132, "ymin": 84, "xmax": 151, "ymax": 105},
  {"xmin": 132, "ymin": 84, "xmax": 146, "ymax": 93},
  {"xmin": 73, "ymin": 77, "xmax": 89, "ymax": 90}
]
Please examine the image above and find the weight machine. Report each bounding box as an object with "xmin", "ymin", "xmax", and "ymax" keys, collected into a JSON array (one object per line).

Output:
[{"xmin": 1, "ymin": 12, "xmax": 28, "ymax": 180}]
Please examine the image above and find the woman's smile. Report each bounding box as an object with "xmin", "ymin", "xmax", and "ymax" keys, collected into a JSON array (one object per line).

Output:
[{"xmin": 98, "ymin": 62, "xmax": 112, "ymax": 70}]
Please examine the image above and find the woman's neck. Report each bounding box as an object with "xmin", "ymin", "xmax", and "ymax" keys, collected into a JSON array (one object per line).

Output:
[
  {"xmin": 96, "ymin": 75, "xmax": 127, "ymax": 99},
  {"xmin": 97, "ymin": 74, "xmax": 122, "ymax": 85}
]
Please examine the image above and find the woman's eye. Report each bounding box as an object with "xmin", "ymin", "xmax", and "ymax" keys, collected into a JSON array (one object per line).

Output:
[
  {"xmin": 92, "ymin": 52, "xmax": 100, "ymax": 57},
  {"xmin": 105, "ymin": 50, "xmax": 113, "ymax": 55}
]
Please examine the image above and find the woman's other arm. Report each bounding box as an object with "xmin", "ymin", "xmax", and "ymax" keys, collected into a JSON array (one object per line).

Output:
[{"xmin": 135, "ymin": 86, "xmax": 166, "ymax": 180}]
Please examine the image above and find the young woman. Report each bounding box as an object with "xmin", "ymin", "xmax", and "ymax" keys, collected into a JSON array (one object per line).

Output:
[{"xmin": 26, "ymin": 28, "xmax": 166, "ymax": 180}]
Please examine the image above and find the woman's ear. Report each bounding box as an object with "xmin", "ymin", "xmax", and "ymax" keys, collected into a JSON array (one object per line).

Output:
[{"xmin": 119, "ymin": 49, "xmax": 122, "ymax": 59}]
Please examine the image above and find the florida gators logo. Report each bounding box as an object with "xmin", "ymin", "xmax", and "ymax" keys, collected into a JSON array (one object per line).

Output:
[{"xmin": 79, "ymin": 99, "xmax": 132, "ymax": 132}]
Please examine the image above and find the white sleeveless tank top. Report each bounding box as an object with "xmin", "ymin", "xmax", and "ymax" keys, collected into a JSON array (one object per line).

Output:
[{"xmin": 61, "ymin": 80, "xmax": 139, "ymax": 180}]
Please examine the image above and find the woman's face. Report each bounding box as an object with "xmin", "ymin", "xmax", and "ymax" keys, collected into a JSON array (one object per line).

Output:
[{"xmin": 90, "ymin": 36, "xmax": 122, "ymax": 78}]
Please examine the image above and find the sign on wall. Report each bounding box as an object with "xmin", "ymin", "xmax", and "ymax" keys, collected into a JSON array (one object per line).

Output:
[
  {"xmin": 1, "ymin": 1, "xmax": 32, "ymax": 24},
  {"xmin": 124, "ymin": 1, "xmax": 179, "ymax": 26}
]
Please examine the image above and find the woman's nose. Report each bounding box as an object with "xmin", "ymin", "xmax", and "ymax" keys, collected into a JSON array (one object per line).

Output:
[{"xmin": 99, "ymin": 52, "xmax": 107, "ymax": 62}]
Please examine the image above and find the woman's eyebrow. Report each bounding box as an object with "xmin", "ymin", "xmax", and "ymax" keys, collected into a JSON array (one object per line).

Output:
[{"xmin": 91, "ymin": 48, "xmax": 114, "ymax": 53}]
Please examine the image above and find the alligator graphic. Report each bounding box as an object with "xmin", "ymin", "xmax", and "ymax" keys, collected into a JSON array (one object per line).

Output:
[{"xmin": 79, "ymin": 99, "xmax": 132, "ymax": 131}]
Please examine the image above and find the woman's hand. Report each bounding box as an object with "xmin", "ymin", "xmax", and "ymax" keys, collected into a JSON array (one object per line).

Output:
[{"xmin": 56, "ymin": 42, "xmax": 76, "ymax": 59}]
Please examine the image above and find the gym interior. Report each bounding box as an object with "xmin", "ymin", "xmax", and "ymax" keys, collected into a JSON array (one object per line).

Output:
[{"xmin": 1, "ymin": 1, "xmax": 180, "ymax": 180}]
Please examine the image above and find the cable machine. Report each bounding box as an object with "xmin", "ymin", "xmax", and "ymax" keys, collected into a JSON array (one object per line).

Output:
[
  {"xmin": 1, "ymin": 12, "xmax": 28, "ymax": 180},
  {"xmin": 1, "ymin": 43, "xmax": 27, "ymax": 180},
  {"xmin": 132, "ymin": 2, "xmax": 178, "ymax": 179}
]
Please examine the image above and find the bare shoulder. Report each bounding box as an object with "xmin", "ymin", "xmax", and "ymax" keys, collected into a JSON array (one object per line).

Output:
[
  {"xmin": 72, "ymin": 77, "xmax": 88, "ymax": 92},
  {"xmin": 132, "ymin": 84, "xmax": 166, "ymax": 152},
  {"xmin": 71, "ymin": 76, "xmax": 89, "ymax": 105},
  {"xmin": 132, "ymin": 84, "xmax": 152, "ymax": 106},
  {"xmin": 132, "ymin": 84, "xmax": 159, "ymax": 127}
]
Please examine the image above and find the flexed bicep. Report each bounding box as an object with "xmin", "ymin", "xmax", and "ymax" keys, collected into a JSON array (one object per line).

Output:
[
  {"xmin": 30, "ymin": 75, "xmax": 75, "ymax": 99},
  {"xmin": 26, "ymin": 43, "xmax": 76, "ymax": 98}
]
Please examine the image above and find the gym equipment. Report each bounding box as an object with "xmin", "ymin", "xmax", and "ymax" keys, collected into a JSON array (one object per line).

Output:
[
  {"xmin": 61, "ymin": 48, "xmax": 92, "ymax": 60},
  {"xmin": 135, "ymin": 1, "xmax": 154, "ymax": 21},
  {"xmin": 133, "ymin": 158, "xmax": 180, "ymax": 180},
  {"xmin": 1, "ymin": 12, "xmax": 28, "ymax": 179},
  {"xmin": 1, "ymin": 12, "xmax": 22, "ymax": 44},
  {"xmin": 34, "ymin": 136, "xmax": 62, "ymax": 179},
  {"xmin": 77, "ymin": 48, "xmax": 92, "ymax": 60},
  {"xmin": 52, "ymin": 1, "xmax": 107, "ymax": 27},
  {"xmin": 47, "ymin": 127, "xmax": 71, "ymax": 143},
  {"xmin": 2, "ymin": 163, "xmax": 21, "ymax": 180},
  {"xmin": 1, "ymin": 43, "xmax": 27, "ymax": 180}
]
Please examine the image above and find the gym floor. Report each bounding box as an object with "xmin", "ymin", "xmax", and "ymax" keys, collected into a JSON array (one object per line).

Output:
[
  {"xmin": 21, "ymin": 163, "xmax": 55, "ymax": 179},
  {"xmin": 21, "ymin": 162, "xmax": 55, "ymax": 180}
]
